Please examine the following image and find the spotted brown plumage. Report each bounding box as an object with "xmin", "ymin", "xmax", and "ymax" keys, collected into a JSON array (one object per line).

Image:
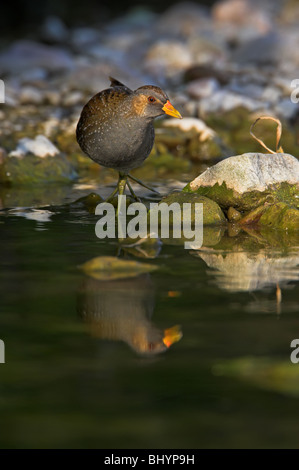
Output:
[{"xmin": 76, "ymin": 77, "xmax": 182, "ymax": 202}]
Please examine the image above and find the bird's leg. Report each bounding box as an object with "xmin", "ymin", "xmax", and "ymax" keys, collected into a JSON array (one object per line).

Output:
[
  {"xmin": 105, "ymin": 172, "xmax": 127, "ymax": 203},
  {"xmin": 128, "ymin": 174, "xmax": 160, "ymax": 195},
  {"xmin": 116, "ymin": 172, "xmax": 128, "ymax": 218},
  {"xmin": 126, "ymin": 179, "xmax": 141, "ymax": 202},
  {"xmin": 118, "ymin": 173, "xmax": 127, "ymax": 196}
]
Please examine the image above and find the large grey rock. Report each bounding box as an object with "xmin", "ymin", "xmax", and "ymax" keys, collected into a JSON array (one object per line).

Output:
[
  {"xmin": 185, "ymin": 152, "xmax": 299, "ymax": 212},
  {"xmin": 189, "ymin": 153, "xmax": 299, "ymax": 194}
]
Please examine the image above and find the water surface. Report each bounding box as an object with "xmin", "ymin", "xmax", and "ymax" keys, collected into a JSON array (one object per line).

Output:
[{"xmin": 0, "ymin": 179, "xmax": 299, "ymax": 449}]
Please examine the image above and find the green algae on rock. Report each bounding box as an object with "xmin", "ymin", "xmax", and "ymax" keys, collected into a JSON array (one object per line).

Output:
[
  {"xmin": 0, "ymin": 135, "xmax": 77, "ymax": 185},
  {"xmin": 157, "ymin": 192, "xmax": 226, "ymax": 225},
  {"xmin": 0, "ymin": 153, "xmax": 78, "ymax": 185},
  {"xmin": 240, "ymin": 201, "xmax": 299, "ymax": 232}
]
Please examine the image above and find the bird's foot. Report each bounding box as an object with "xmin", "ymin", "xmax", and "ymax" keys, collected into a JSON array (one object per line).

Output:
[
  {"xmin": 126, "ymin": 179, "xmax": 141, "ymax": 203},
  {"xmin": 128, "ymin": 174, "xmax": 160, "ymax": 195}
]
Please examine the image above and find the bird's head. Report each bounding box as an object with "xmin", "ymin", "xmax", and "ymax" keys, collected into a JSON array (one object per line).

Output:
[{"xmin": 132, "ymin": 85, "xmax": 182, "ymax": 120}]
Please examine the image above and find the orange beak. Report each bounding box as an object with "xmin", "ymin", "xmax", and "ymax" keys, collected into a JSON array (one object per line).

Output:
[
  {"xmin": 162, "ymin": 100, "xmax": 182, "ymax": 119},
  {"xmin": 162, "ymin": 325, "xmax": 183, "ymax": 348}
]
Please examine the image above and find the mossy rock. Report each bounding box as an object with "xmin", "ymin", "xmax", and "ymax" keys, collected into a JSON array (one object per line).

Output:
[
  {"xmin": 156, "ymin": 192, "xmax": 226, "ymax": 225},
  {"xmin": 240, "ymin": 202, "xmax": 299, "ymax": 231},
  {"xmin": 0, "ymin": 153, "xmax": 78, "ymax": 185},
  {"xmin": 185, "ymin": 180, "xmax": 299, "ymax": 212}
]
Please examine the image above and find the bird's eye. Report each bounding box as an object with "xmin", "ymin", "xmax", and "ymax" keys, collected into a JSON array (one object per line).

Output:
[{"xmin": 148, "ymin": 96, "xmax": 156, "ymax": 103}]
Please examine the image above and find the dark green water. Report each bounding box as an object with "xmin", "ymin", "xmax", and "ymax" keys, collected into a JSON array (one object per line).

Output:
[{"xmin": 0, "ymin": 181, "xmax": 299, "ymax": 449}]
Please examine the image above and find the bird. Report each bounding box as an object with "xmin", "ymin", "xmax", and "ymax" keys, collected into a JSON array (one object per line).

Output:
[{"xmin": 76, "ymin": 77, "xmax": 182, "ymax": 204}]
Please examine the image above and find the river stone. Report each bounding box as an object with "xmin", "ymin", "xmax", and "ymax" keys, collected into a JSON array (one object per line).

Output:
[
  {"xmin": 240, "ymin": 202, "xmax": 299, "ymax": 231},
  {"xmin": 156, "ymin": 192, "xmax": 226, "ymax": 225},
  {"xmin": 9, "ymin": 135, "xmax": 60, "ymax": 158},
  {"xmin": 1, "ymin": 136, "xmax": 77, "ymax": 185},
  {"xmin": 184, "ymin": 152, "xmax": 299, "ymax": 211},
  {"xmin": 0, "ymin": 154, "xmax": 78, "ymax": 185}
]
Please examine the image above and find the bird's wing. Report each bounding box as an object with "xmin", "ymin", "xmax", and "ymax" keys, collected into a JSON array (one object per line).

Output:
[{"xmin": 109, "ymin": 76, "xmax": 133, "ymax": 93}]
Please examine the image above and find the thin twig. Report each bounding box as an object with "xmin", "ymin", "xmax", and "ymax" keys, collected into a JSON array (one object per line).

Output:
[{"xmin": 250, "ymin": 116, "xmax": 283, "ymax": 154}]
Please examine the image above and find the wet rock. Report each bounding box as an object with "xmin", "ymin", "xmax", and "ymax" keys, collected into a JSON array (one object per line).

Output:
[
  {"xmin": 240, "ymin": 202, "xmax": 299, "ymax": 231},
  {"xmin": 227, "ymin": 206, "xmax": 242, "ymax": 221},
  {"xmin": 0, "ymin": 185, "xmax": 72, "ymax": 209},
  {"xmin": 185, "ymin": 152, "xmax": 299, "ymax": 211},
  {"xmin": 0, "ymin": 152, "xmax": 77, "ymax": 185},
  {"xmin": 158, "ymin": 192, "xmax": 226, "ymax": 225},
  {"xmin": 0, "ymin": 40, "xmax": 74, "ymax": 74},
  {"xmin": 0, "ymin": 136, "xmax": 77, "ymax": 185}
]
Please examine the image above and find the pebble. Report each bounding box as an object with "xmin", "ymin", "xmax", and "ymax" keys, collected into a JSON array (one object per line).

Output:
[
  {"xmin": 163, "ymin": 117, "xmax": 216, "ymax": 142},
  {"xmin": 19, "ymin": 86, "xmax": 44, "ymax": 105},
  {"xmin": 62, "ymin": 91, "xmax": 84, "ymax": 107},
  {"xmin": 186, "ymin": 78, "xmax": 219, "ymax": 99},
  {"xmin": 145, "ymin": 40, "xmax": 193, "ymax": 76},
  {"xmin": 9, "ymin": 135, "xmax": 60, "ymax": 159},
  {"xmin": 44, "ymin": 90, "xmax": 61, "ymax": 106}
]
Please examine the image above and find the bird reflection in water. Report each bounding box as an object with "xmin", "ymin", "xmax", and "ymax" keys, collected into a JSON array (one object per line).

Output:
[{"xmin": 77, "ymin": 273, "xmax": 182, "ymax": 356}]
